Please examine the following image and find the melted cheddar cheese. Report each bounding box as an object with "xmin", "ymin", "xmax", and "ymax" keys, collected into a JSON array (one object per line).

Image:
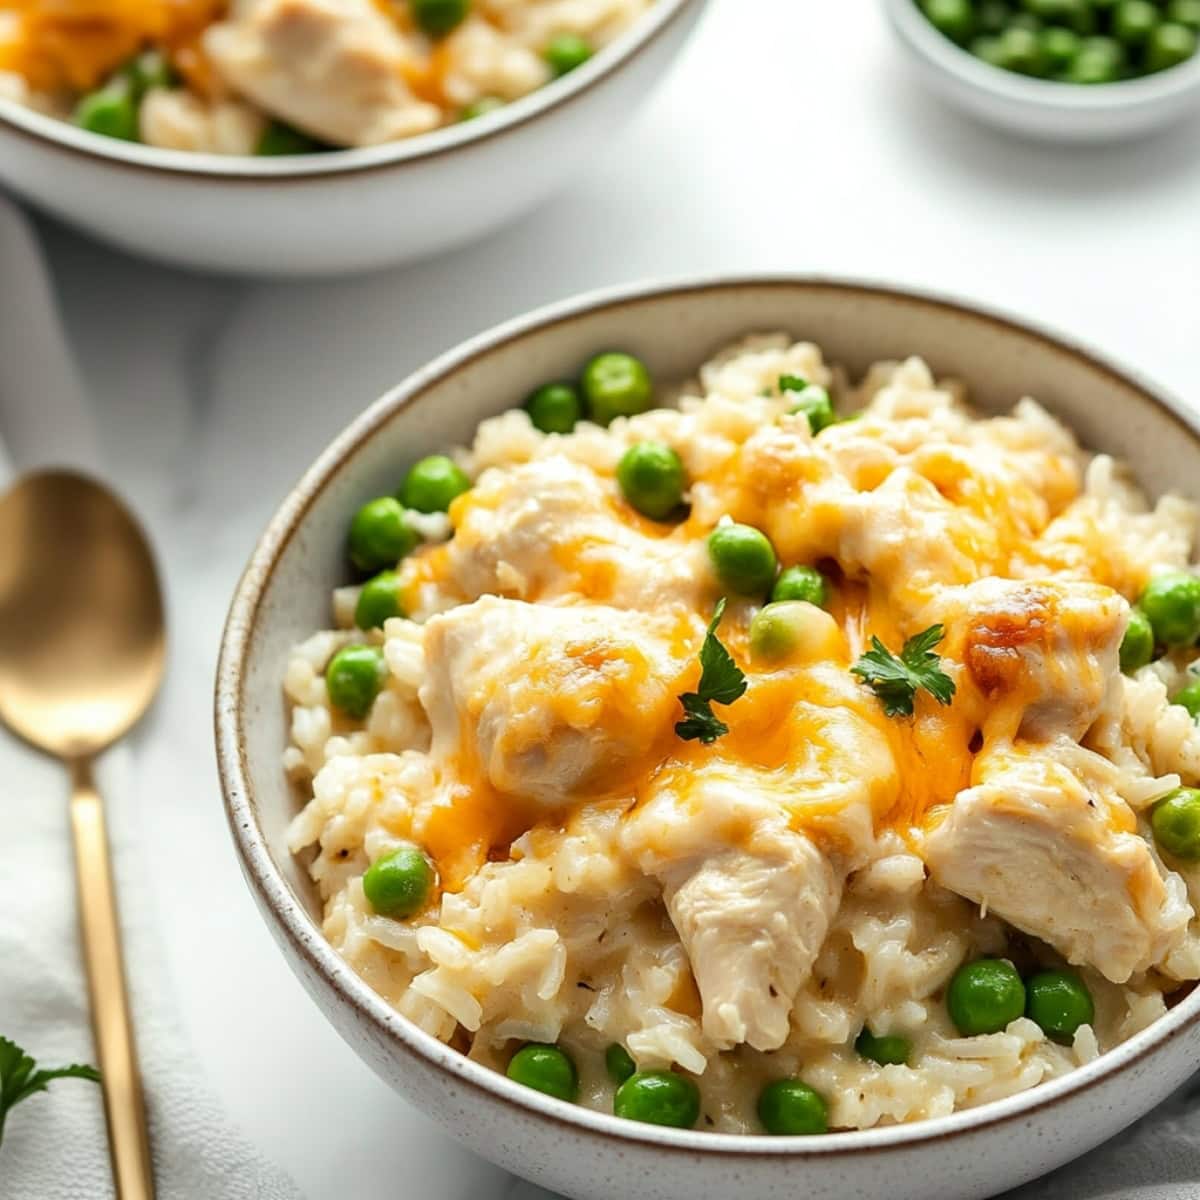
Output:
[
  {"xmin": 0, "ymin": 0, "xmax": 225, "ymax": 92},
  {"xmin": 390, "ymin": 353, "xmax": 1136, "ymax": 876}
]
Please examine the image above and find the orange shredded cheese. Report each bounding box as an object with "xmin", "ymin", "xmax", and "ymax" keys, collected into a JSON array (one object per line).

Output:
[{"xmin": 0, "ymin": 0, "xmax": 225, "ymax": 93}]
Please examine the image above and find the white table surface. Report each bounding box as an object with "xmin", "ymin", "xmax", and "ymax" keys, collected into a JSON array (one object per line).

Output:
[{"xmin": 18, "ymin": 1, "xmax": 1200, "ymax": 1196}]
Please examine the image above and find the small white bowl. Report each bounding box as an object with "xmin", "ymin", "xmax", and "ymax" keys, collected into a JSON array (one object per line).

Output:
[
  {"xmin": 216, "ymin": 276, "xmax": 1200, "ymax": 1200},
  {"xmin": 0, "ymin": 0, "xmax": 704, "ymax": 277},
  {"xmin": 882, "ymin": 0, "xmax": 1200, "ymax": 142}
]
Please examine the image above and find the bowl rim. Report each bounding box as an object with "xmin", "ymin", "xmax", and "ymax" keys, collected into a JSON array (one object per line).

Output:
[
  {"xmin": 0, "ymin": 0, "xmax": 700, "ymax": 184},
  {"xmin": 216, "ymin": 273, "xmax": 1200, "ymax": 1158},
  {"xmin": 882, "ymin": 0, "xmax": 1200, "ymax": 114}
]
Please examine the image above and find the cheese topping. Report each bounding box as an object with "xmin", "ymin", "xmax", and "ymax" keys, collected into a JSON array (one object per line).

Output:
[
  {"xmin": 394, "ymin": 354, "xmax": 1145, "ymax": 874},
  {"xmin": 0, "ymin": 0, "xmax": 224, "ymax": 92}
]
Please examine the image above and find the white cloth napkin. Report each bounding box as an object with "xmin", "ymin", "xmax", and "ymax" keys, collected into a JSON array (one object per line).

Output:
[{"xmin": 0, "ymin": 194, "xmax": 302, "ymax": 1200}]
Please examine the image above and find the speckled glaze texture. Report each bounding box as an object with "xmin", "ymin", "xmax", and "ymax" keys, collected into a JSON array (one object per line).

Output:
[
  {"xmin": 882, "ymin": 0, "xmax": 1200, "ymax": 143},
  {"xmin": 0, "ymin": 0, "xmax": 704, "ymax": 277},
  {"xmin": 216, "ymin": 278, "xmax": 1200, "ymax": 1200}
]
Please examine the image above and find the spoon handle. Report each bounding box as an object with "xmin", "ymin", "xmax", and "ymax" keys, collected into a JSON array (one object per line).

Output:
[{"xmin": 69, "ymin": 759, "xmax": 155, "ymax": 1200}]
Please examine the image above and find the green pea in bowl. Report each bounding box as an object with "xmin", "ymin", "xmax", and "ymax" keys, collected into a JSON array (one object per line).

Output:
[{"xmin": 883, "ymin": 0, "xmax": 1200, "ymax": 140}]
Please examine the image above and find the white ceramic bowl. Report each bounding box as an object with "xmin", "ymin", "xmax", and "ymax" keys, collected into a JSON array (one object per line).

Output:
[
  {"xmin": 216, "ymin": 277, "xmax": 1200, "ymax": 1200},
  {"xmin": 0, "ymin": 0, "xmax": 703, "ymax": 277},
  {"xmin": 882, "ymin": 0, "xmax": 1200, "ymax": 142}
]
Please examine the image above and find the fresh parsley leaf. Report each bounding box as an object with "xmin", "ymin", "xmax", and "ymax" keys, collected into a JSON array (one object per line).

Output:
[
  {"xmin": 675, "ymin": 598, "xmax": 748, "ymax": 744},
  {"xmin": 0, "ymin": 1036, "xmax": 99, "ymax": 1151},
  {"xmin": 778, "ymin": 374, "xmax": 809, "ymax": 394},
  {"xmin": 851, "ymin": 624, "xmax": 956, "ymax": 718}
]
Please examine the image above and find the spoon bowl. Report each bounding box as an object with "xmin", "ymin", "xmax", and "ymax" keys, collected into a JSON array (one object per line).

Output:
[{"xmin": 0, "ymin": 470, "xmax": 164, "ymax": 758}]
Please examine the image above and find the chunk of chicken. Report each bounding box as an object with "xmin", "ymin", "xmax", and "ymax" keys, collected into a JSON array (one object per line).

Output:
[
  {"xmin": 205, "ymin": 0, "xmax": 441, "ymax": 147},
  {"xmin": 623, "ymin": 705, "xmax": 895, "ymax": 1051},
  {"xmin": 421, "ymin": 595, "xmax": 692, "ymax": 807},
  {"xmin": 661, "ymin": 834, "xmax": 841, "ymax": 1051},
  {"xmin": 934, "ymin": 578, "xmax": 1127, "ymax": 742},
  {"xmin": 924, "ymin": 744, "xmax": 1191, "ymax": 983},
  {"xmin": 447, "ymin": 456, "xmax": 709, "ymax": 611}
]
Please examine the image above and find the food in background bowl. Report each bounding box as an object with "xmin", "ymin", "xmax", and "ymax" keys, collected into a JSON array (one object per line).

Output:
[
  {"xmin": 0, "ymin": 0, "xmax": 653, "ymax": 155},
  {"xmin": 917, "ymin": 0, "xmax": 1198, "ymax": 83},
  {"xmin": 281, "ymin": 331, "xmax": 1200, "ymax": 1135}
]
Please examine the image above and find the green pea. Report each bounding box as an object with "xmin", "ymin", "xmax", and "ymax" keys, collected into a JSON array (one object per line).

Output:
[
  {"xmin": 355, "ymin": 570, "xmax": 404, "ymax": 630},
  {"xmin": 772, "ymin": 564, "xmax": 829, "ymax": 608},
  {"xmin": 947, "ymin": 959, "xmax": 1026, "ymax": 1036},
  {"xmin": 921, "ymin": 0, "xmax": 975, "ymax": 42},
  {"xmin": 998, "ymin": 25, "xmax": 1049, "ymax": 73},
  {"xmin": 1021, "ymin": 0, "xmax": 1093, "ymax": 34},
  {"xmin": 1139, "ymin": 572, "xmax": 1200, "ymax": 646},
  {"xmin": 1151, "ymin": 787, "xmax": 1200, "ymax": 860},
  {"xmin": 1058, "ymin": 0, "xmax": 1095, "ymax": 34},
  {"xmin": 855, "ymin": 1027, "xmax": 912, "ymax": 1066},
  {"xmin": 1173, "ymin": 678, "xmax": 1200, "ymax": 719},
  {"xmin": 460, "ymin": 96, "xmax": 505, "ymax": 121},
  {"xmin": 707, "ymin": 523, "xmax": 778, "ymax": 597},
  {"xmin": 123, "ymin": 49, "xmax": 179, "ymax": 97},
  {"xmin": 757, "ymin": 1079, "xmax": 828, "ymax": 1135},
  {"xmin": 1146, "ymin": 20, "xmax": 1199, "ymax": 70},
  {"xmin": 749, "ymin": 602, "xmax": 815, "ymax": 663},
  {"xmin": 784, "ymin": 384, "xmax": 836, "ymax": 435},
  {"xmin": 1119, "ymin": 608, "xmax": 1155, "ymax": 673},
  {"xmin": 74, "ymin": 81, "xmax": 140, "ymax": 142},
  {"xmin": 326, "ymin": 644, "xmax": 388, "ymax": 719},
  {"xmin": 977, "ymin": 1, "xmax": 1014, "ymax": 34},
  {"xmin": 605, "ymin": 1043, "xmax": 636, "ymax": 1085},
  {"xmin": 613, "ymin": 1071, "xmax": 700, "ymax": 1128},
  {"xmin": 348, "ymin": 497, "xmax": 418, "ymax": 573},
  {"xmin": 971, "ymin": 33, "xmax": 1011, "ymax": 65},
  {"xmin": 1040, "ymin": 25, "xmax": 1083, "ymax": 71},
  {"xmin": 401, "ymin": 455, "xmax": 471, "ymax": 514},
  {"xmin": 1008, "ymin": 12, "xmax": 1043, "ymax": 32},
  {"xmin": 524, "ymin": 382, "xmax": 582, "ymax": 433},
  {"xmin": 411, "ymin": 0, "xmax": 470, "ymax": 37},
  {"xmin": 257, "ymin": 121, "xmax": 327, "ymax": 155},
  {"xmin": 581, "ymin": 352, "xmax": 653, "ymax": 426},
  {"xmin": 617, "ymin": 442, "xmax": 685, "ymax": 520},
  {"xmin": 362, "ymin": 845, "xmax": 435, "ymax": 917},
  {"xmin": 1064, "ymin": 35, "xmax": 1126, "ymax": 81},
  {"xmin": 1025, "ymin": 969, "xmax": 1094, "ymax": 1043},
  {"xmin": 544, "ymin": 33, "xmax": 593, "ymax": 76},
  {"xmin": 1168, "ymin": 0, "xmax": 1200, "ymax": 32},
  {"xmin": 1113, "ymin": 0, "xmax": 1161, "ymax": 48},
  {"xmin": 507, "ymin": 1044, "xmax": 579, "ymax": 1102}
]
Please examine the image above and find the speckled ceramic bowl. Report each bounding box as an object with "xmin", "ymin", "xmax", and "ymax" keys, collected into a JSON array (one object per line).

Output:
[
  {"xmin": 215, "ymin": 277, "xmax": 1200, "ymax": 1200},
  {"xmin": 0, "ymin": 0, "xmax": 704, "ymax": 277}
]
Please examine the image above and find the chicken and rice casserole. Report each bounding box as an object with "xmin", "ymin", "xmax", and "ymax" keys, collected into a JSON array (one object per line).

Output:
[
  {"xmin": 283, "ymin": 334, "xmax": 1200, "ymax": 1134},
  {"xmin": 0, "ymin": 0, "xmax": 651, "ymax": 155}
]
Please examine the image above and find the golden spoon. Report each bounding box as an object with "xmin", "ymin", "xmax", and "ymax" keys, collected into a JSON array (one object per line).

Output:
[{"xmin": 0, "ymin": 470, "xmax": 164, "ymax": 1200}]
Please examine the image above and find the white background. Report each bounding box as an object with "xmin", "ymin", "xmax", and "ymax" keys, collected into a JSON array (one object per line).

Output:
[{"xmin": 17, "ymin": 0, "xmax": 1200, "ymax": 1195}]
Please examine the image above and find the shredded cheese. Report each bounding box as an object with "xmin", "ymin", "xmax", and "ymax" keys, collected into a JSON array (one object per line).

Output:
[{"xmin": 0, "ymin": 0, "xmax": 226, "ymax": 93}]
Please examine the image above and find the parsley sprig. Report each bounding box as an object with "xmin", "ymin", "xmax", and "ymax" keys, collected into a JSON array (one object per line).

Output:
[
  {"xmin": 777, "ymin": 374, "xmax": 810, "ymax": 393},
  {"xmin": 851, "ymin": 624, "xmax": 956, "ymax": 718},
  {"xmin": 675, "ymin": 598, "xmax": 748, "ymax": 744},
  {"xmin": 0, "ymin": 1036, "xmax": 99, "ymax": 1151}
]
